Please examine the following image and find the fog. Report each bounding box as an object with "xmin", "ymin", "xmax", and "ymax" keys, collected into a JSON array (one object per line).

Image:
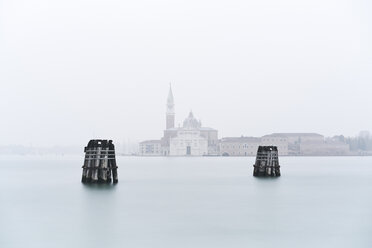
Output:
[{"xmin": 0, "ymin": 0, "xmax": 371, "ymax": 146}]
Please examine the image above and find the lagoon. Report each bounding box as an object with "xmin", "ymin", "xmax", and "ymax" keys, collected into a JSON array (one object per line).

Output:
[{"xmin": 1, "ymin": 156, "xmax": 372, "ymax": 248}]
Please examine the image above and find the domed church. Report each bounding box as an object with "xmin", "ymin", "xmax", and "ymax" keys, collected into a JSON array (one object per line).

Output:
[
  {"xmin": 140, "ymin": 86, "xmax": 218, "ymax": 156},
  {"xmin": 161, "ymin": 86, "xmax": 218, "ymax": 156}
]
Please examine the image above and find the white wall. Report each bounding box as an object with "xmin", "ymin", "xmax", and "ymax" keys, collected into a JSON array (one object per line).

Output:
[{"xmin": 170, "ymin": 130, "xmax": 208, "ymax": 156}]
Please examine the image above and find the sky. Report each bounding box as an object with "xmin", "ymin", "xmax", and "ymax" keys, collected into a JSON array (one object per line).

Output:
[{"xmin": 0, "ymin": 0, "xmax": 371, "ymax": 146}]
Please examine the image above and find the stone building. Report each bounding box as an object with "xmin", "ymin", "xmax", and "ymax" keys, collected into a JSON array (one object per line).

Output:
[
  {"xmin": 261, "ymin": 134, "xmax": 289, "ymax": 155},
  {"xmin": 267, "ymin": 133, "xmax": 324, "ymax": 143},
  {"xmin": 219, "ymin": 137, "xmax": 261, "ymax": 156},
  {"xmin": 218, "ymin": 133, "xmax": 332, "ymax": 156},
  {"xmin": 263, "ymin": 133, "xmax": 324, "ymax": 155},
  {"xmin": 139, "ymin": 86, "xmax": 218, "ymax": 156},
  {"xmin": 139, "ymin": 140, "xmax": 162, "ymax": 156},
  {"xmin": 219, "ymin": 136, "xmax": 288, "ymax": 156},
  {"xmin": 170, "ymin": 127, "xmax": 208, "ymax": 156}
]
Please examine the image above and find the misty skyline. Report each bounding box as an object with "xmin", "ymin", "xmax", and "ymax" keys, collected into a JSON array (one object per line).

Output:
[{"xmin": 1, "ymin": 0, "xmax": 371, "ymax": 146}]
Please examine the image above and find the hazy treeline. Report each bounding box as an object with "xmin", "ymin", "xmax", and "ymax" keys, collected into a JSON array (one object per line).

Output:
[{"xmin": 333, "ymin": 131, "xmax": 372, "ymax": 151}]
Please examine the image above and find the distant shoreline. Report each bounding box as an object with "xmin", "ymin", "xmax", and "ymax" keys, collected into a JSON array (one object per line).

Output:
[
  {"xmin": 124, "ymin": 154, "xmax": 372, "ymax": 157},
  {"xmin": 0, "ymin": 154, "xmax": 371, "ymax": 157}
]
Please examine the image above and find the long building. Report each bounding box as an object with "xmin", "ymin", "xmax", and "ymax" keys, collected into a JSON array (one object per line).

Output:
[
  {"xmin": 219, "ymin": 136, "xmax": 288, "ymax": 156},
  {"xmin": 219, "ymin": 137, "xmax": 261, "ymax": 156},
  {"xmin": 263, "ymin": 133, "xmax": 323, "ymax": 155},
  {"xmin": 219, "ymin": 133, "xmax": 350, "ymax": 156}
]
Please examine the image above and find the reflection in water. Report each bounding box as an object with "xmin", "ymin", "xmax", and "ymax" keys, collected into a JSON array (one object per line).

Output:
[
  {"xmin": 79, "ymin": 182, "xmax": 119, "ymax": 247},
  {"xmin": 1, "ymin": 156, "xmax": 372, "ymax": 248},
  {"xmin": 81, "ymin": 183, "xmax": 118, "ymax": 191}
]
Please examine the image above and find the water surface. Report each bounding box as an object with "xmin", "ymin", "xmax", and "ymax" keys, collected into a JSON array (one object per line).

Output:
[{"xmin": 1, "ymin": 156, "xmax": 372, "ymax": 248}]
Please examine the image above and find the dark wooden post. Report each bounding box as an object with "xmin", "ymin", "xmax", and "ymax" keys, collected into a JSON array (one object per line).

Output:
[
  {"xmin": 87, "ymin": 140, "xmax": 98, "ymax": 183},
  {"xmin": 82, "ymin": 139, "xmax": 118, "ymax": 184},
  {"xmin": 98, "ymin": 140, "xmax": 108, "ymax": 183},
  {"xmin": 109, "ymin": 140, "xmax": 118, "ymax": 184},
  {"xmin": 253, "ymin": 146, "xmax": 281, "ymax": 177},
  {"xmin": 82, "ymin": 140, "xmax": 92, "ymax": 183},
  {"xmin": 82, "ymin": 140, "xmax": 96, "ymax": 183},
  {"xmin": 92, "ymin": 140, "xmax": 102, "ymax": 183}
]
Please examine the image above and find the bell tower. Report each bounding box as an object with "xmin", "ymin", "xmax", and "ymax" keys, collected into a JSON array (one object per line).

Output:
[{"xmin": 166, "ymin": 84, "xmax": 175, "ymax": 129}]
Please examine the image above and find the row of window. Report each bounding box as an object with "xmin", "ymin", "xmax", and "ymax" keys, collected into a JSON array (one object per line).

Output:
[
  {"xmin": 173, "ymin": 143, "xmax": 200, "ymax": 147},
  {"xmin": 178, "ymin": 132, "xmax": 199, "ymax": 135},
  {"xmin": 221, "ymin": 145, "xmax": 258, "ymax": 149},
  {"xmin": 261, "ymin": 139, "xmax": 287, "ymax": 142},
  {"xmin": 221, "ymin": 144, "xmax": 287, "ymax": 149}
]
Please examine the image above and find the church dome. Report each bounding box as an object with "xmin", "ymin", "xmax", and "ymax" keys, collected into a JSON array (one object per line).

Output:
[{"xmin": 183, "ymin": 111, "xmax": 201, "ymax": 129}]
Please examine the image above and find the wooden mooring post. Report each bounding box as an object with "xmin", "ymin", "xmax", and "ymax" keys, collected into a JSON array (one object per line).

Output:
[
  {"xmin": 253, "ymin": 146, "xmax": 281, "ymax": 177},
  {"xmin": 82, "ymin": 139, "xmax": 118, "ymax": 184}
]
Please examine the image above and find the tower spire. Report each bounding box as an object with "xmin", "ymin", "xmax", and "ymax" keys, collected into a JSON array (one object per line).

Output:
[
  {"xmin": 166, "ymin": 84, "xmax": 175, "ymax": 129},
  {"xmin": 167, "ymin": 83, "xmax": 174, "ymax": 107}
]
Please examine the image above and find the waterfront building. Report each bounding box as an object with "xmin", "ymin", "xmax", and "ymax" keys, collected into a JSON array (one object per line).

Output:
[
  {"xmin": 219, "ymin": 137, "xmax": 261, "ymax": 156},
  {"xmin": 139, "ymin": 140, "xmax": 162, "ymax": 156},
  {"xmin": 219, "ymin": 135, "xmax": 288, "ymax": 156},
  {"xmin": 266, "ymin": 133, "xmax": 325, "ymax": 143},
  {"xmin": 263, "ymin": 133, "xmax": 323, "ymax": 155},
  {"xmin": 140, "ymin": 85, "xmax": 218, "ymax": 156},
  {"xmin": 170, "ymin": 124, "xmax": 208, "ymax": 156},
  {"xmin": 261, "ymin": 134, "xmax": 289, "ymax": 155},
  {"xmin": 219, "ymin": 133, "xmax": 349, "ymax": 156}
]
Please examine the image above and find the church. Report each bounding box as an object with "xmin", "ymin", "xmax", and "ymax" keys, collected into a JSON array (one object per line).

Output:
[{"xmin": 139, "ymin": 86, "xmax": 218, "ymax": 156}]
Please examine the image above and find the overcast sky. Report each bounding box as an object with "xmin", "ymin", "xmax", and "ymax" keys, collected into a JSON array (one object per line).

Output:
[{"xmin": 0, "ymin": 0, "xmax": 371, "ymax": 146}]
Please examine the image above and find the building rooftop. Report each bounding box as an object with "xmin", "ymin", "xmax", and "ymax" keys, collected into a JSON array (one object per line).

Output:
[
  {"xmin": 166, "ymin": 127, "xmax": 217, "ymax": 131},
  {"xmin": 139, "ymin": 140, "xmax": 162, "ymax": 144},
  {"xmin": 265, "ymin": 133, "xmax": 324, "ymax": 137},
  {"xmin": 220, "ymin": 137, "xmax": 261, "ymax": 143},
  {"xmin": 199, "ymin": 127, "xmax": 217, "ymax": 131}
]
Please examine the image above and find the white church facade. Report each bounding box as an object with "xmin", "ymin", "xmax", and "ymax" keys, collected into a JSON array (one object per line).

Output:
[
  {"xmin": 139, "ymin": 86, "xmax": 218, "ymax": 156},
  {"xmin": 169, "ymin": 112, "xmax": 209, "ymax": 156},
  {"xmin": 170, "ymin": 129, "xmax": 208, "ymax": 156}
]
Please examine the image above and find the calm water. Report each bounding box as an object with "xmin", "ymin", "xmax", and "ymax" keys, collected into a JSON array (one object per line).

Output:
[{"xmin": 1, "ymin": 156, "xmax": 372, "ymax": 248}]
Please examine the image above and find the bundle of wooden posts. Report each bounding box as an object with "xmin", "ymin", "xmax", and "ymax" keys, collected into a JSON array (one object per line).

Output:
[
  {"xmin": 253, "ymin": 146, "xmax": 281, "ymax": 177},
  {"xmin": 82, "ymin": 139, "xmax": 118, "ymax": 183}
]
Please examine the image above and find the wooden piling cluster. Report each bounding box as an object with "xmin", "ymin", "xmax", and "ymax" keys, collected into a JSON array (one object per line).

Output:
[
  {"xmin": 82, "ymin": 140, "xmax": 118, "ymax": 184},
  {"xmin": 253, "ymin": 146, "xmax": 281, "ymax": 177}
]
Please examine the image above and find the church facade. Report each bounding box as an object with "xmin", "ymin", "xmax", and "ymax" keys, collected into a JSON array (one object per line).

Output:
[{"xmin": 139, "ymin": 86, "xmax": 218, "ymax": 156}]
